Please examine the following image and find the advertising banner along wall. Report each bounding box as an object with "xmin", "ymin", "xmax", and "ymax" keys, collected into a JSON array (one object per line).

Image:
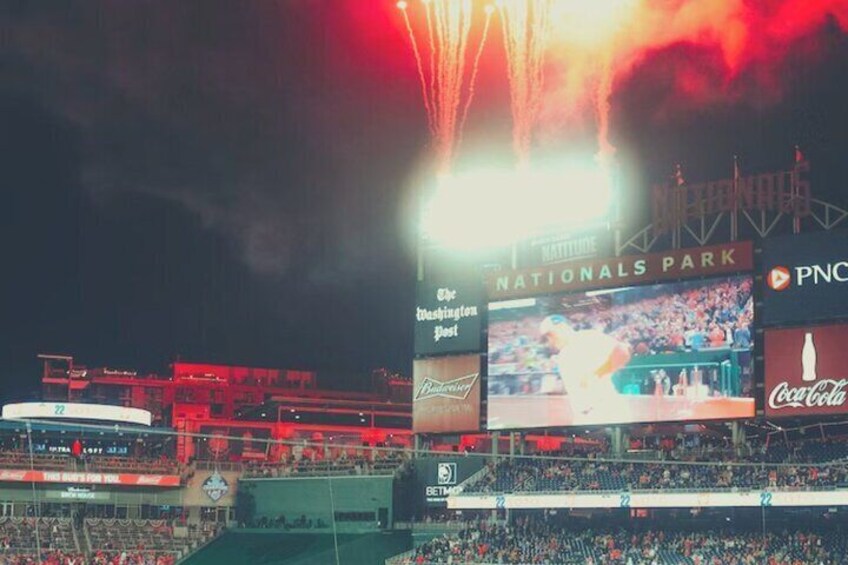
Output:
[
  {"xmin": 414, "ymin": 283, "xmax": 483, "ymax": 356},
  {"xmin": 762, "ymin": 231, "xmax": 848, "ymax": 325},
  {"xmin": 487, "ymin": 274, "xmax": 755, "ymax": 430},
  {"xmin": 765, "ymin": 323, "xmax": 848, "ymax": 418},
  {"xmin": 0, "ymin": 470, "xmax": 181, "ymax": 487},
  {"xmin": 413, "ymin": 355, "xmax": 481, "ymax": 434},
  {"xmin": 448, "ymin": 489, "xmax": 847, "ymax": 511}
]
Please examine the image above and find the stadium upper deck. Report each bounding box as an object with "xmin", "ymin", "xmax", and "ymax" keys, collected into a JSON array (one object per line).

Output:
[{"xmin": 36, "ymin": 355, "xmax": 413, "ymax": 464}]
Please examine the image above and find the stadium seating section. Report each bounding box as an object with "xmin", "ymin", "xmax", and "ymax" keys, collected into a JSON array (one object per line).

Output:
[
  {"xmin": 0, "ymin": 452, "xmax": 181, "ymax": 476},
  {"xmin": 397, "ymin": 518, "xmax": 848, "ymax": 564},
  {"xmin": 465, "ymin": 441, "xmax": 848, "ymax": 494}
]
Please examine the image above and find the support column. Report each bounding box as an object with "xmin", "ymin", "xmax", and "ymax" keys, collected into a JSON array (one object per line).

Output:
[
  {"xmin": 610, "ymin": 427, "xmax": 625, "ymax": 455},
  {"xmin": 509, "ymin": 432, "xmax": 515, "ymax": 457},
  {"xmin": 491, "ymin": 432, "xmax": 500, "ymax": 461},
  {"xmin": 731, "ymin": 422, "xmax": 745, "ymax": 456}
]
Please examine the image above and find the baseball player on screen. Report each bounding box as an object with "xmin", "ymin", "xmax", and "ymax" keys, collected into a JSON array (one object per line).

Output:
[{"xmin": 539, "ymin": 314, "xmax": 633, "ymax": 421}]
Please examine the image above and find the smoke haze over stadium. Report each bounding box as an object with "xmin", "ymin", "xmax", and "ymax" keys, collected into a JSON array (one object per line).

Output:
[{"xmin": 1, "ymin": 1, "xmax": 848, "ymax": 399}]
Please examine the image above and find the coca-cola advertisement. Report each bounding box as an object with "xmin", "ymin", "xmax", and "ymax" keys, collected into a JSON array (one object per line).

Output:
[
  {"xmin": 765, "ymin": 324, "xmax": 848, "ymax": 418},
  {"xmin": 413, "ymin": 355, "xmax": 481, "ymax": 433}
]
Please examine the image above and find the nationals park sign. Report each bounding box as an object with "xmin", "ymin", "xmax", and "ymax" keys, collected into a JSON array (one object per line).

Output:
[{"xmin": 487, "ymin": 241, "xmax": 752, "ymax": 300}]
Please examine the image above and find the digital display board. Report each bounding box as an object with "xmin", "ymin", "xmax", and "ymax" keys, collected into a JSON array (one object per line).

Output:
[
  {"xmin": 762, "ymin": 231, "xmax": 848, "ymax": 325},
  {"xmin": 487, "ymin": 275, "xmax": 755, "ymax": 429},
  {"xmin": 765, "ymin": 323, "xmax": 848, "ymax": 418}
]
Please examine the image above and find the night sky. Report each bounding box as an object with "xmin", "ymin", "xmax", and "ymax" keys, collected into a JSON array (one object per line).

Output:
[{"xmin": 1, "ymin": 1, "xmax": 847, "ymax": 400}]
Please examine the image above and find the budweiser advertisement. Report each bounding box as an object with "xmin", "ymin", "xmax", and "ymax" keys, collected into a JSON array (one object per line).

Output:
[
  {"xmin": 0, "ymin": 470, "xmax": 181, "ymax": 487},
  {"xmin": 762, "ymin": 231, "xmax": 848, "ymax": 325},
  {"xmin": 413, "ymin": 354, "xmax": 481, "ymax": 433},
  {"xmin": 765, "ymin": 324, "xmax": 848, "ymax": 418}
]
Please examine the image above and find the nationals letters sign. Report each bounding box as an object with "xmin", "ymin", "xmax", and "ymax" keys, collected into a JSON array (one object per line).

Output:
[
  {"xmin": 765, "ymin": 324, "xmax": 848, "ymax": 418},
  {"xmin": 413, "ymin": 355, "xmax": 481, "ymax": 433}
]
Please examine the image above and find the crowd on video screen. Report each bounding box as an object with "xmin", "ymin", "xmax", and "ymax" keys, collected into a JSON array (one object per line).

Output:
[{"xmin": 488, "ymin": 275, "xmax": 753, "ymax": 377}]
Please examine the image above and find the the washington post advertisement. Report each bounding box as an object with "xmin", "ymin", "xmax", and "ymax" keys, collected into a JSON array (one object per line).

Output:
[{"xmin": 486, "ymin": 275, "xmax": 755, "ymax": 430}]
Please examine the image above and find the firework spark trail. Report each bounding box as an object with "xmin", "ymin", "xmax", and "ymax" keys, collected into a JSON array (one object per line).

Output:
[
  {"xmin": 399, "ymin": 3, "xmax": 435, "ymax": 135},
  {"xmin": 595, "ymin": 52, "xmax": 615, "ymax": 165},
  {"xmin": 424, "ymin": 0, "xmax": 437, "ymax": 132},
  {"xmin": 458, "ymin": 5, "xmax": 494, "ymax": 145},
  {"xmin": 398, "ymin": 0, "xmax": 489, "ymax": 173},
  {"xmin": 498, "ymin": 0, "xmax": 552, "ymax": 166}
]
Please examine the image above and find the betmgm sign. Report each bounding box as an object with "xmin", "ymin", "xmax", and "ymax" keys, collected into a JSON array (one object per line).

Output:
[{"xmin": 415, "ymin": 458, "xmax": 484, "ymax": 507}]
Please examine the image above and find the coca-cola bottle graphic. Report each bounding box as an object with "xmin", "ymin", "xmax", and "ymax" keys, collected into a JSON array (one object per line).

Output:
[{"xmin": 802, "ymin": 332, "xmax": 817, "ymax": 382}]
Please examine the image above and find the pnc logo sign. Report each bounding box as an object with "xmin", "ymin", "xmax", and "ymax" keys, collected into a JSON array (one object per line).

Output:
[
  {"xmin": 767, "ymin": 266, "xmax": 791, "ymax": 291},
  {"xmin": 767, "ymin": 261, "xmax": 848, "ymax": 292}
]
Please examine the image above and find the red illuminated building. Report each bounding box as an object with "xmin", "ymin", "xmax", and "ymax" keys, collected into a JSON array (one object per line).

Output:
[{"xmin": 39, "ymin": 355, "xmax": 413, "ymax": 463}]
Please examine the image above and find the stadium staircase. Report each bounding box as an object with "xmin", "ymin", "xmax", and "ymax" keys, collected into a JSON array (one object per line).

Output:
[{"xmin": 79, "ymin": 519, "xmax": 91, "ymax": 556}]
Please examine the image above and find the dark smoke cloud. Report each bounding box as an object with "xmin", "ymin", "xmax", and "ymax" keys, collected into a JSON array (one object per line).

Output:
[{"xmin": 1, "ymin": 1, "xmax": 424, "ymax": 279}]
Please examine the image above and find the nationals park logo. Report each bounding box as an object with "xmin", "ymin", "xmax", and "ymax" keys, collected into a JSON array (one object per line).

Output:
[{"xmin": 415, "ymin": 372, "xmax": 479, "ymax": 402}]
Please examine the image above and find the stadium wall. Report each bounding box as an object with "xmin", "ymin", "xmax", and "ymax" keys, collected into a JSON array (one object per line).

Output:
[{"xmin": 240, "ymin": 475, "xmax": 394, "ymax": 533}]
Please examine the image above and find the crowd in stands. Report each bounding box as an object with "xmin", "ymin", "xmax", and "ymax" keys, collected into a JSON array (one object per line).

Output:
[
  {"xmin": 468, "ymin": 457, "xmax": 848, "ymax": 494},
  {"xmin": 242, "ymin": 450, "xmax": 409, "ymax": 478},
  {"xmin": 85, "ymin": 519, "xmax": 192, "ymax": 556},
  {"xmin": 0, "ymin": 518, "xmax": 212, "ymax": 565},
  {"xmin": 488, "ymin": 277, "xmax": 753, "ymax": 374},
  {"xmin": 0, "ymin": 451, "xmax": 181, "ymax": 477},
  {"xmin": 401, "ymin": 517, "xmax": 848, "ymax": 564},
  {"xmin": 466, "ymin": 439, "xmax": 848, "ymax": 495},
  {"xmin": 81, "ymin": 457, "xmax": 178, "ymax": 476},
  {"xmin": 0, "ymin": 518, "xmax": 74, "ymax": 555},
  {"xmin": 0, "ymin": 550, "xmax": 176, "ymax": 564}
]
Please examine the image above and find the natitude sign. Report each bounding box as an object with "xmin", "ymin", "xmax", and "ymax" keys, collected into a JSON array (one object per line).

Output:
[
  {"xmin": 764, "ymin": 324, "xmax": 848, "ymax": 418},
  {"xmin": 487, "ymin": 241, "xmax": 752, "ymax": 300},
  {"xmin": 413, "ymin": 355, "xmax": 481, "ymax": 433}
]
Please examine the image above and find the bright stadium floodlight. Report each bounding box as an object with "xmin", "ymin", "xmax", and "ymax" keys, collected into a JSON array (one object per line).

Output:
[{"xmin": 419, "ymin": 158, "xmax": 613, "ymax": 251}]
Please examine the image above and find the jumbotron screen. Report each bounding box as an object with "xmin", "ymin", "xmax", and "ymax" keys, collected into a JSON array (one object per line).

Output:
[{"xmin": 487, "ymin": 274, "xmax": 755, "ymax": 429}]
